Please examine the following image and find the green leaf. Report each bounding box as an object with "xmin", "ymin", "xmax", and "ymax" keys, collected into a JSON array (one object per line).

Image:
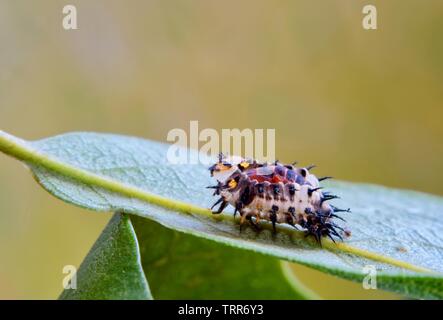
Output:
[
  {"xmin": 131, "ymin": 215, "xmax": 318, "ymax": 299},
  {"xmin": 59, "ymin": 213, "xmax": 152, "ymax": 300},
  {"xmin": 1, "ymin": 130, "xmax": 443, "ymax": 299}
]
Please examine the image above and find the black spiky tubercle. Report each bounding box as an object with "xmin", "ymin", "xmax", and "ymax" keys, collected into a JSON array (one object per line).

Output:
[
  {"xmin": 208, "ymin": 155, "xmax": 350, "ymax": 244},
  {"xmin": 303, "ymin": 211, "xmax": 343, "ymax": 245}
]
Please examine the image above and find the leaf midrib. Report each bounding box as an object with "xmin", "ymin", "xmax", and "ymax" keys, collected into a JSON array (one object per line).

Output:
[{"xmin": 0, "ymin": 130, "xmax": 436, "ymax": 274}]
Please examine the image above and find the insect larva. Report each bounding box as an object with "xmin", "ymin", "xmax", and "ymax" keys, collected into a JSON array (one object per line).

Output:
[{"xmin": 208, "ymin": 154, "xmax": 350, "ymax": 243}]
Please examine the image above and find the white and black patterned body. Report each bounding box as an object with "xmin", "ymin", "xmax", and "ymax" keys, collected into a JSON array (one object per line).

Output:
[{"xmin": 208, "ymin": 155, "xmax": 350, "ymax": 243}]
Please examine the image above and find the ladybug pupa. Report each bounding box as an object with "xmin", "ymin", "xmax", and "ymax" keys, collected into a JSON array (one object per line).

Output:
[{"xmin": 208, "ymin": 154, "xmax": 350, "ymax": 244}]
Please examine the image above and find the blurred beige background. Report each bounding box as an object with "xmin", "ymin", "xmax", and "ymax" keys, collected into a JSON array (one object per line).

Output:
[{"xmin": 0, "ymin": 0, "xmax": 441, "ymax": 299}]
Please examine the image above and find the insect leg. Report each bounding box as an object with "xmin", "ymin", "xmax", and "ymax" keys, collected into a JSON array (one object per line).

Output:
[
  {"xmin": 246, "ymin": 215, "xmax": 260, "ymax": 231},
  {"xmin": 239, "ymin": 210, "xmax": 247, "ymax": 232},
  {"xmin": 269, "ymin": 205, "xmax": 278, "ymax": 234},
  {"xmin": 211, "ymin": 197, "xmax": 228, "ymax": 214},
  {"xmin": 233, "ymin": 201, "xmax": 243, "ymax": 218}
]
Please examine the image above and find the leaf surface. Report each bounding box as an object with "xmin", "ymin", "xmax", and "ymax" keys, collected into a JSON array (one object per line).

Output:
[
  {"xmin": 59, "ymin": 213, "xmax": 152, "ymax": 300},
  {"xmin": 132, "ymin": 216, "xmax": 317, "ymax": 299},
  {"xmin": 1, "ymin": 131, "xmax": 442, "ymax": 299}
]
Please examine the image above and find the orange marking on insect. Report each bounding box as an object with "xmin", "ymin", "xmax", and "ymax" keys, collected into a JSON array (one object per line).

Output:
[
  {"xmin": 240, "ymin": 161, "xmax": 250, "ymax": 169},
  {"xmin": 228, "ymin": 179, "xmax": 237, "ymax": 189}
]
